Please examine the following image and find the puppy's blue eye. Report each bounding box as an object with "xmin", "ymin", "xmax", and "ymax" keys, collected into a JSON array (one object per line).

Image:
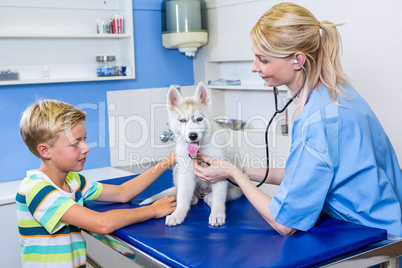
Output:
[{"xmin": 179, "ymin": 119, "xmax": 187, "ymax": 123}]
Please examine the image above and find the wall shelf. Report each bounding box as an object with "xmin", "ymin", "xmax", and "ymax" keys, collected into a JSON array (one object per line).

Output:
[
  {"xmin": 206, "ymin": 61, "xmax": 289, "ymax": 92},
  {"xmin": 0, "ymin": 34, "xmax": 132, "ymax": 39},
  {"xmin": 0, "ymin": 75, "xmax": 134, "ymax": 86},
  {"xmin": 0, "ymin": 0, "xmax": 135, "ymax": 85},
  {"xmin": 209, "ymin": 84, "xmax": 288, "ymax": 91}
]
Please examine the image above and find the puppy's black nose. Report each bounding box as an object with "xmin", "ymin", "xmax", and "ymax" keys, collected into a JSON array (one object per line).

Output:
[{"xmin": 189, "ymin": 132, "xmax": 198, "ymax": 141}]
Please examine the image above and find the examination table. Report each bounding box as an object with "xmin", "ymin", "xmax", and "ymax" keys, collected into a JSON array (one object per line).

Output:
[{"xmin": 85, "ymin": 169, "xmax": 402, "ymax": 267}]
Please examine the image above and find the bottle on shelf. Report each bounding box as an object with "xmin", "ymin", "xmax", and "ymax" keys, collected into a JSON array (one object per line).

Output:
[{"xmin": 42, "ymin": 62, "xmax": 50, "ymax": 80}]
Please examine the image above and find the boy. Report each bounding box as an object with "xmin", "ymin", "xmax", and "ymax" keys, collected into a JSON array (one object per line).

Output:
[{"xmin": 17, "ymin": 99, "xmax": 177, "ymax": 267}]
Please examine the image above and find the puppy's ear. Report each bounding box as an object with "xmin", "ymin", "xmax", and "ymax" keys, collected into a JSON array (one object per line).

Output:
[
  {"xmin": 194, "ymin": 82, "xmax": 211, "ymax": 106},
  {"xmin": 167, "ymin": 85, "xmax": 183, "ymax": 111}
]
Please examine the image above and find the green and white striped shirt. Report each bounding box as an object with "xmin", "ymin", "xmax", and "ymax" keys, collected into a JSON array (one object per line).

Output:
[{"xmin": 16, "ymin": 170, "xmax": 102, "ymax": 267}]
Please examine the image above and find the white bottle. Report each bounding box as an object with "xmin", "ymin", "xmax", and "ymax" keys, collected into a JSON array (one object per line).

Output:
[{"xmin": 43, "ymin": 62, "xmax": 50, "ymax": 80}]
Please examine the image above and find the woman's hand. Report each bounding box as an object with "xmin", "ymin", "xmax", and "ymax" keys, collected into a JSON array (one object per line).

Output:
[{"xmin": 193, "ymin": 154, "xmax": 237, "ymax": 183}]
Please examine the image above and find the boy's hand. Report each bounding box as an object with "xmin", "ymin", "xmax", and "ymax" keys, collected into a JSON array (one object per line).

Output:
[
  {"xmin": 166, "ymin": 150, "xmax": 177, "ymax": 168},
  {"xmin": 158, "ymin": 150, "xmax": 177, "ymax": 170},
  {"xmin": 150, "ymin": 196, "xmax": 177, "ymax": 218}
]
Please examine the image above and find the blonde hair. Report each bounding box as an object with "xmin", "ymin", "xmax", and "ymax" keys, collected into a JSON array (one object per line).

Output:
[
  {"xmin": 250, "ymin": 2, "xmax": 350, "ymax": 118},
  {"xmin": 20, "ymin": 100, "xmax": 86, "ymax": 158}
]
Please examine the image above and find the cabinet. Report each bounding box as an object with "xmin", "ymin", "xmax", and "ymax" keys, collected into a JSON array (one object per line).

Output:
[{"xmin": 0, "ymin": 0, "xmax": 135, "ymax": 85}]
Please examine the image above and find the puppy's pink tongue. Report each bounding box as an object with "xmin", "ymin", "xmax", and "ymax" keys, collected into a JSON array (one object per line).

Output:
[{"xmin": 187, "ymin": 142, "xmax": 199, "ymax": 157}]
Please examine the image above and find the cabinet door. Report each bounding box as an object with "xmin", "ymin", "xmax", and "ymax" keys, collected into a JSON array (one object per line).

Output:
[{"xmin": 206, "ymin": 3, "xmax": 264, "ymax": 62}]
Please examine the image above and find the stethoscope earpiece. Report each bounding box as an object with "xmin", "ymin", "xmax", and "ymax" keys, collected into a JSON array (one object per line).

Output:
[{"xmin": 294, "ymin": 59, "xmax": 304, "ymax": 68}]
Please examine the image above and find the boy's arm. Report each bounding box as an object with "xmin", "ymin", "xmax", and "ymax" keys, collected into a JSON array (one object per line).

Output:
[
  {"xmin": 97, "ymin": 151, "xmax": 176, "ymax": 203},
  {"xmin": 61, "ymin": 195, "xmax": 176, "ymax": 235}
]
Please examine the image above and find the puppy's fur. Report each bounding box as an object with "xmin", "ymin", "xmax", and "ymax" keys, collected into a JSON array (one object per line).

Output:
[{"xmin": 140, "ymin": 82, "xmax": 243, "ymax": 226}]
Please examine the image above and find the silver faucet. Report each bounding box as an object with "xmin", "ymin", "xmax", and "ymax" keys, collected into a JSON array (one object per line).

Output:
[{"xmin": 160, "ymin": 129, "xmax": 174, "ymax": 142}]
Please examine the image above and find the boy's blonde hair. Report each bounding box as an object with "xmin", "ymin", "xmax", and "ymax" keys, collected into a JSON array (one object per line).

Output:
[
  {"xmin": 20, "ymin": 100, "xmax": 86, "ymax": 158},
  {"xmin": 250, "ymin": 2, "xmax": 350, "ymax": 118}
]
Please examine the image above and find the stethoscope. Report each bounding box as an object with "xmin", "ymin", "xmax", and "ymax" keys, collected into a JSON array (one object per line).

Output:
[{"xmin": 227, "ymin": 59, "xmax": 307, "ymax": 187}]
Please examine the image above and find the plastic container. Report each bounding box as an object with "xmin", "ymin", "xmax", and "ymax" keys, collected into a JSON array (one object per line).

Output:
[
  {"xmin": 43, "ymin": 62, "xmax": 50, "ymax": 80},
  {"xmin": 163, "ymin": 0, "xmax": 204, "ymax": 33},
  {"xmin": 96, "ymin": 56, "xmax": 116, "ymax": 76},
  {"xmin": 161, "ymin": 0, "xmax": 208, "ymax": 57},
  {"xmin": 0, "ymin": 72, "xmax": 19, "ymax": 81}
]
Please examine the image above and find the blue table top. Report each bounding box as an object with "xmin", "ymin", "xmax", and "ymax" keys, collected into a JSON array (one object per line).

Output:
[{"xmin": 85, "ymin": 169, "xmax": 387, "ymax": 268}]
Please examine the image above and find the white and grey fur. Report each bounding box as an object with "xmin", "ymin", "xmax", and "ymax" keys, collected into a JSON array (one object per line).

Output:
[{"xmin": 140, "ymin": 82, "xmax": 243, "ymax": 226}]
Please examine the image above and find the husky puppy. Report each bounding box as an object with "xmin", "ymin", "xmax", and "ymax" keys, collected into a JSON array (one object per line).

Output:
[{"xmin": 140, "ymin": 82, "xmax": 243, "ymax": 226}]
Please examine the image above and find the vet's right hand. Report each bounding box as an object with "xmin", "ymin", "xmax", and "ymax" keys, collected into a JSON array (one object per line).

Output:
[
  {"xmin": 193, "ymin": 154, "xmax": 236, "ymax": 183},
  {"xmin": 150, "ymin": 196, "xmax": 177, "ymax": 218}
]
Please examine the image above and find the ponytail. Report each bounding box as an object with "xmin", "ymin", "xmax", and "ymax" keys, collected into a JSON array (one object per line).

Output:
[{"xmin": 319, "ymin": 21, "xmax": 350, "ymax": 102}]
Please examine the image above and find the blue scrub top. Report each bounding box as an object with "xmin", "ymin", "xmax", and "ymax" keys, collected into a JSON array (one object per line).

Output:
[{"xmin": 269, "ymin": 85, "xmax": 402, "ymax": 236}]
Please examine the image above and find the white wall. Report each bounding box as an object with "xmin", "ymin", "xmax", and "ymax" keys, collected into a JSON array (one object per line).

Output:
[{"xmin": 196, "ymin": 0, "xmax": 402, "ymax": 162}]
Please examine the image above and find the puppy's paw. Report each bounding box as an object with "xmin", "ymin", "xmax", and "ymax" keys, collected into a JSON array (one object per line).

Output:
[
  {"xmin": 165, "ymin": 210, "xmax": 187, "ymax": 226},
  {"xmin": 209, "ymin": 210, "xmax": 226, "ymax": 227}
]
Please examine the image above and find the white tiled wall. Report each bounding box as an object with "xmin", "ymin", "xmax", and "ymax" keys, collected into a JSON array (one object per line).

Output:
[
  {"xmin": 107, "ymin": 85, "xmax": 291, "ymax": 169},
  {"xmin": 107, "ymin": 86, "xmax": 195, "ymax": 167}
]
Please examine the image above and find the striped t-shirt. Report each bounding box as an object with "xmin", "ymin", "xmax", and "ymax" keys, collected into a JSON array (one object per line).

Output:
[{"xmin": 16, "ymin": 170, "xmax": 103, "ymax": 267}]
